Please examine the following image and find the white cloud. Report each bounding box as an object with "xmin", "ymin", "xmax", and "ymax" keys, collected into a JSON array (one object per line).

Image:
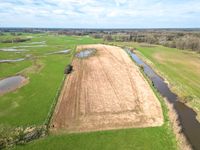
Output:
[
  {"xmin": 0, "ymin": 0, "xmax": 200, "ymax": 28},
  {"xmin": 114, "ymin": 0, "xmax": 128, "ymax": 6}
]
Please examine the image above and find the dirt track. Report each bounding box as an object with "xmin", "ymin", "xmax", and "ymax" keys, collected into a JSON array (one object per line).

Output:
[{"xmin": 51, "ymin": 44, "xmax": 163, "ymax": 132}]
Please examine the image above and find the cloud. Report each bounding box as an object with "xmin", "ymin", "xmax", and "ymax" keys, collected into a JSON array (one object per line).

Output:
[
  {"xmin": 0, "ymin": 0, "xmax": 200, "ymax": 28},
  {"xmin": 114, "ymin": 0, "xmax": 128, "ymax": 6}
]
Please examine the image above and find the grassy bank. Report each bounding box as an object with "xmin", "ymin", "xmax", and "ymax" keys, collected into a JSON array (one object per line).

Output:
[{"xmin": 110, "ymin": 42, "xmax": 200, "ymax": 120}]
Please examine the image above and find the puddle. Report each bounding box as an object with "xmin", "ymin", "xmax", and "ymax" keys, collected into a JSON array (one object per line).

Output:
[
  {"xmin": 0, "ymin": 75, "xmax": 27, "ymax": 95},
  {"xmin": 0, "ymin": 58, "xmax": 25, "ymax": 63},
  {"xmin": 12, "ymin": 45, "xmax": 46, "ymax": 48},
  {"xmin": 0, "ymin": 48, "xmax": 28, "ymax": 52},
  {"xmin": 126, "ymin": 48, "xmax": 200, "ymax": 150},
  {"xmin": 47, "ymin": 50, "xmax": 70, "ymax": 55},
  {"xmin": 28, "ymin": 41, "xmax": 46, "ymax": 45},
  {"xmin": 76, "ymin": 49, "xmax": 96, "ymax": 58}
]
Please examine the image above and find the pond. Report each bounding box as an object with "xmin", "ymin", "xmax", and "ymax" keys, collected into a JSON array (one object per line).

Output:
[{"xmin": 0, "ymin": 75, "xmax": 27, "ymax": 95}]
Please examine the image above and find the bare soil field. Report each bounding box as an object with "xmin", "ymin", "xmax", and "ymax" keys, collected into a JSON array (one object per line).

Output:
[{"xmin": 51, "ymin": 44, "xmax": 163, "ymax": 132}]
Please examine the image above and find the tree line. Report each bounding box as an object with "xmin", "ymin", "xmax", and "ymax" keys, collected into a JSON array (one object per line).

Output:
[{"xmin": 92, "ymin": 31, "xmax": 200, "ymax": 53}]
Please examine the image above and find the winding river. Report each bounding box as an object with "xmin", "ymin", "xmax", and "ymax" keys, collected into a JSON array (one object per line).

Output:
[{"xmin": 126, "ymin": 48, "xmax": 200, "ymax": 150}]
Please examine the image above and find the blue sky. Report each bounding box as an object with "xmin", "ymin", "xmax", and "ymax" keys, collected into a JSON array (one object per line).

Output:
[{"xmin": 0, "ymin": 0, "xmax": 200, "ymax": 28}]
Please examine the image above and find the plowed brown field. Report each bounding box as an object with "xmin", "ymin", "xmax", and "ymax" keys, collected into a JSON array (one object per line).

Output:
[{"xmin": 51, "ymin": 44, "xmax": 163, "ymax": 132}]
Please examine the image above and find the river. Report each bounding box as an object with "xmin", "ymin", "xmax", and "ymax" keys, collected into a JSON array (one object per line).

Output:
[{"xmin": 126, "ymin": 48, "xmax": 200, "ymax": 150}]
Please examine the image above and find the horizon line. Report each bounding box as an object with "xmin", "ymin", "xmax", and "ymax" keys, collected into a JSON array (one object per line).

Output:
[{"xmin": 1, "ymin": 27, "xmax": 200, "ymax": 30}]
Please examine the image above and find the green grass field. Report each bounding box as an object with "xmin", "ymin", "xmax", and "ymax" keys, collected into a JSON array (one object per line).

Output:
[
  {"xmin": 110, "ymin": 42, "xmax": 200, "ymax": 120},
  {"xmin": 15, "ymin": 127, "xmax": 176, "ymax": 150},
  {"xmin": 0, "ymin": 33, "xmax": 101, "ymax": 126},
  {"xmin": 0, "ymin": 34, "xmax": 177, "ymax": 150}
]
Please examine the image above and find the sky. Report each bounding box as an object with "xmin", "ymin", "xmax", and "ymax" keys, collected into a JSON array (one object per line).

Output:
[{"xmin": 0, "ymin": 0, "xmax": 200, "ymax": 28}]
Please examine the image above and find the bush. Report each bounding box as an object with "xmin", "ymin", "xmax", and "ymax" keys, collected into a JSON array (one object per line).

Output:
[{"xmin": 0, "ymin": 125, "xmax": 46, "ymax": 149}]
